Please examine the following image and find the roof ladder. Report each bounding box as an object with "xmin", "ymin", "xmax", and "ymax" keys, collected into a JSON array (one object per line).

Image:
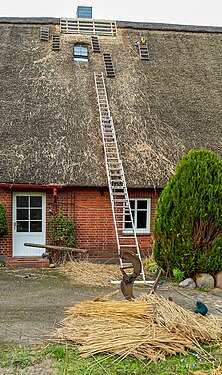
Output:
[
  {"xmin": 40, "ymin": 27, "xmax": 49, "ymax": 41},
  {"xmin": 103, "ymin": 53, "xmax": 115, "ymax": 77},
  {"xmin": 139, "ymin": 43, "xmax": 149, "ymax": 60},
  {"xmin": 91, "ymin": 35, "xmax": 101, "ymax": 53},
  {"xmin": 94, "ymin": 72, "xmax": 146, "ymax": 282},
  {"xmin": 52, "ymin": 35, "xmax": 60, "ymax": 51}
]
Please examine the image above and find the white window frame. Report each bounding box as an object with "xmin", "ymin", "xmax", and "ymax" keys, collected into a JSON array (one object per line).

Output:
[
  {"xmin": 74, "ymin": 43, "xmax": 88, "ymax": 62},
  {"xmin": 124, "ymin": 198, "xmax": 151, "ymax": 234}
]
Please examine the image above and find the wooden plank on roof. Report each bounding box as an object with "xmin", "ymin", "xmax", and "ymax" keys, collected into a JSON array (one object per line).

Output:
[
  {"xmin": 52, "ymin": 34, "xmax": 60, "ymax": 51},
  {"xmin": 60, "ymin": 18, "xmax": 117, "ymax": 36},
  {"xmin": 139, "ymin": 44, "xmax": 149, "ymax": 60},
  {"xmin": 40, "ymin": 26, "xmax": 49, "ymax": 41}
]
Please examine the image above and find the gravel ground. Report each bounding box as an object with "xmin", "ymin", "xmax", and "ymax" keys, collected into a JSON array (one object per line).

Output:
[
  {"xmin": 0, "ymin": 267, "xmax": 115, "ymax": 345},
  {"xmin": 1, "ymin": 266, "xmax": 222, "ymax": 374}
]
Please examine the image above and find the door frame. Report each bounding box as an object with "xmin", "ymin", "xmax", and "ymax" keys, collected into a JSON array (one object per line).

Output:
[{"xmin": 12, "ymin": 192, "xmax": 46, "ymax": 257}]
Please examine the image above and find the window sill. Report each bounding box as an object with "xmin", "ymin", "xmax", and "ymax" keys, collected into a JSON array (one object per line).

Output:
[{"xmin": 122, "ymin": 231, "xmax": 150, "ymax": 236}]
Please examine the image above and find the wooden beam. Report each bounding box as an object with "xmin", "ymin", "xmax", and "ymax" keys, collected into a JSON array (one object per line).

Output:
[{"xmin": 24, "ymin": 242, "xmax": 87, "ymax": 253}]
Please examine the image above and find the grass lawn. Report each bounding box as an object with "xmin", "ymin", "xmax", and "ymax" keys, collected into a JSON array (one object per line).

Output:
[{"xmin": 0, "ymin": 343, "xmax": 221, "ymax": 374}]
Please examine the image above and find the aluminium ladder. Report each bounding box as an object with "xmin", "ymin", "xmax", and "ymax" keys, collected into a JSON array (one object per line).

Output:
[{"xmin": 94, "ymin": 72, "xmax": 145, "ymax": 281}]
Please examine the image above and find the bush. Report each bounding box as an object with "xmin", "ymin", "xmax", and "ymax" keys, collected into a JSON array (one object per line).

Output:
[
  {"xmin": 0, "ymin": 203, "xmax": 8, "ymax": 237},
  {"xmin": 143, "ymin": 256, "xmax": 160, "ymax": 276},
  {"xmin": 154, "ymin": 149, "xmax": 222, "ymax": 277},
  {"xmin": 49, "ymin": 209, "xmax": 76, "ymax": 248},
  {"xmin": 172, "ymin": 268, "xmax": 185, "ymax": 283}
]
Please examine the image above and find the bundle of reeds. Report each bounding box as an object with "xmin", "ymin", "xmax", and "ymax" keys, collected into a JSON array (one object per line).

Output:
[
  {"xmin": 55, "ymin": 294, "xmax": 222, "ymax": 361},
  {"xmin": 59, "ymin": 260, "xmax": 121, "ymax": 286}
]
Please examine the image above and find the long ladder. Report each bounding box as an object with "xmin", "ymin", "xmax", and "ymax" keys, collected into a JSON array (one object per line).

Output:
[{"xmin": 94, "ymin": 72, "xmax": 145, "ymax": 281}]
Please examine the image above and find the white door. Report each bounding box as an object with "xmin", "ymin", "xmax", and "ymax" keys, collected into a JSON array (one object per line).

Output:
[{"xmin": 13, "ymin": 193, "xmax": 46, "ymax": 257}]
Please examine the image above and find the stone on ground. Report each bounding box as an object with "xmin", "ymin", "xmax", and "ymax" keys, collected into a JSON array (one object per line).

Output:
[
  {"xmin": 214, "ymin": 272, "xmax": 222, "ymax": 289},
  {"xmin": 196, "ymin": 273, "xmax": 215, "ymax": 290},
  {"xmin": 178, "ymin": 278, "xmax": 196, "ymax": 289}
]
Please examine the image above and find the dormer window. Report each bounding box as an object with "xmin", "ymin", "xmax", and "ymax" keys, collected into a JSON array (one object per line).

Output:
[{"xmin": 74, "ymin": 43, "xmax": 88, "ymax": 62}]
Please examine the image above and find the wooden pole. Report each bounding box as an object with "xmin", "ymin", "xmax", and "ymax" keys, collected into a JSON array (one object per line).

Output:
[
  {"xmin": 150, "ymin": 269, "xmax": 162, "ymax": 294},
  {"xmin": 24, "ymin": 242, "xmax": 87, "ymax": 253}
]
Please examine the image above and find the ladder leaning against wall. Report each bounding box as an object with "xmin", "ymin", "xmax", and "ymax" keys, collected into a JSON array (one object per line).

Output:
[{"xmin": 94, "ymin": 72, "xmax": 146, "ymax": 282}]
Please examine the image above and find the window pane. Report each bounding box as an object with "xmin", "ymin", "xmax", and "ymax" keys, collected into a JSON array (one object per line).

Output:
[
  {"xmin": 17, "ymin": 209, "xmax": 29, "ymax": 220},
  {"xmin": 137, "ymin": 211, "xmax": 147, "ymax": 229},
  {"xmin": 125, "ymin": 215, "xmax": 132, "ymax": 228},
  {"xmin": 124, "ymin": 212, "xmax": 134, "ymax": 229},
  {"xmin": 129, "ymin": 200, "xmax": 135, "ymax": 209},
  {"xmin": 30, "ymin": 196, "xmax": 42, "ymax": 207},
  {"xmin": 30, "ymin": 221, "xmax": 42, "ymax": 232},
  {"xmin": 30, "ymin": 209, "xmax": 42, "ymax": 220},
  {"xmin": 17, "ymin": 221, "xmax": 28, "ymax": 232},
  {"xmin": 81, "ymin": 48, "xmax": 88, "ymax": 56},
  {"xmin": 75, "ymin": 45, "xmax": 81, "ymax": 54},
  {"xmin": 17, "ymin": 196, "xmax": 28, "ymax": 207},
  {"xmin": 74, "ymin": 44, "xmax": 88, "ymax": 60},
  {"xmin": 137, "ymin": 200, "xmax": 147, "ymax": 209}
]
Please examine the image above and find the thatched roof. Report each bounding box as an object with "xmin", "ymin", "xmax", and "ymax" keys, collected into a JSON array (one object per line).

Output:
[{"xmin": 0, "ymin": 18, "xmax": 221, "ymax": 188}]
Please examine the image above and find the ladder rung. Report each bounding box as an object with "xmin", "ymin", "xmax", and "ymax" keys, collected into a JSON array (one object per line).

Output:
[
  {"xmin": 119, "ymin": 236, "xmax": 134, "ymax": 239},
  {"xmin": 111, "ymin": 181, "xmax": 124, "ymax": 183},
  {"xmin": 112, "ymin": 199, "xmax": 128, "ymax": 202},
  {"xmin": 112, "ymin": 186, "xmax": 125, "ymax": 193},
  {"xmin": 111, "ymin": 185, "xmax": 124, "ymax": 188}
]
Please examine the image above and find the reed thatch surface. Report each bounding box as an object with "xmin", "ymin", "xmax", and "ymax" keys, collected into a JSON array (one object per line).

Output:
[
  {"xmin": 0, "ymin": 19, "xmax": 222, "ymax": 187},
  {"xmin": 59, "ymin": 261, "xmax": 121, "ymax": 286},
  {"xmin": 55, "ymin": 294, "xmax": 222, "ymax": 361}
]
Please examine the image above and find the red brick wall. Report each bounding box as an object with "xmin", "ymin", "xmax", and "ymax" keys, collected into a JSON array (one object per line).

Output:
[
  {"xmin": 0, "ymin": 187, "xmax": 161, "ymax": 261},
  {"xmin": 0, "ymin": 189, "xmax": 12, "ymax": 258},
  {"xmin": 57, "ymin": 187, "xmax": 160, "ymax": 258}
]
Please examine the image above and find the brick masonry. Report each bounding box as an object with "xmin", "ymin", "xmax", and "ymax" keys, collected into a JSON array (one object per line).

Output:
[{"xmin": 0, "ymin": 187, "xmax": 161, "ymax": 266}]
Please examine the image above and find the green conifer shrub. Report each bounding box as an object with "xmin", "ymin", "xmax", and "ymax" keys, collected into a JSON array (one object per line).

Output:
[
  {"xmin": 0, "ymin": 203, "xmax": 9, "ymax": 237},
  {"xmin": 154, "ymin": 149, "xmax": 222, "ymax": 276}
]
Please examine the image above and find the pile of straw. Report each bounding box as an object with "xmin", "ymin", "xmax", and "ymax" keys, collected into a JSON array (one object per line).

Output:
[
  {"xmin": 55, "ymin": 294, "xmax": 222, "ymax": 361},
  {"xmin": 59, "ymin": 260, "xmax": 121, "ymax": 286}
]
